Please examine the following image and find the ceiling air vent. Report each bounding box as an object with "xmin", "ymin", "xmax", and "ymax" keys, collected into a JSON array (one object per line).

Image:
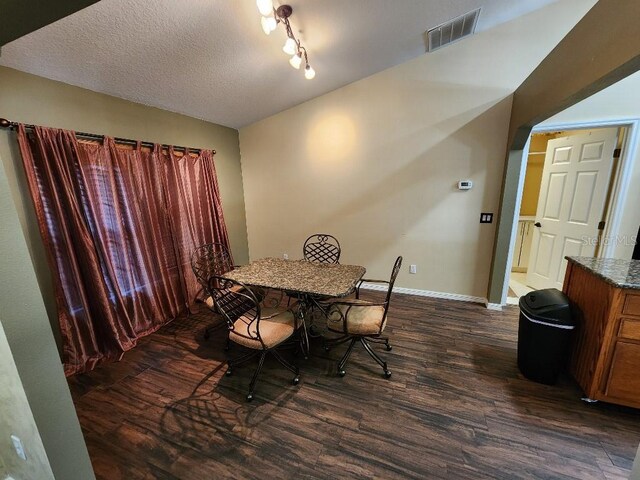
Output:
[{"xmin": 427, "ymin": 8, "xmax": 481, "ymax": 52}]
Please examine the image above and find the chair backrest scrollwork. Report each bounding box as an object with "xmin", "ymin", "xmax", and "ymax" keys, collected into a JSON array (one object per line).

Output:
[
  {"xmin": 303, "ymin": 234, "xmax": 341, "ymax": 264},
  {"xmin": 191, "ymin": 242, "xmax": 233, "ymax": 288},
  {"xmin": 384, "ymin": 256, "xmax": 403, "ymax": 312},
  {"xmin": 378, "ymin": 256, "xmax": 403, "ymax": 334},
  {"xmin": 207, "ymin": 275, "xmax": 266, "ymax": 348}
]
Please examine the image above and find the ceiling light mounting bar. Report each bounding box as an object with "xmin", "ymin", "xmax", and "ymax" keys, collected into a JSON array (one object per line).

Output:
[{"xmin": 257, "ymin": 1, "xmax": 315, "ymax": 79}]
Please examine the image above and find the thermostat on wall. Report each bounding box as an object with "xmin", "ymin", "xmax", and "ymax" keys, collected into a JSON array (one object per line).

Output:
[{"xmin": 458, "ymin": 180, "xmax": 473, "ymax": 190}]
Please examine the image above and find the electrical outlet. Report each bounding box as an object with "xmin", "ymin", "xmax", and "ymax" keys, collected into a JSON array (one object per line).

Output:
[
  {"xmin": 11, "ymin": 435, "xmax": 26, "ymax": 461},
  {"xmin": 283, "ymin": 253, "xmax": 289, "ymax": 260},
  {"xmin": 410, "ymin": 265, "xmax": 417, "ymax": 274}
]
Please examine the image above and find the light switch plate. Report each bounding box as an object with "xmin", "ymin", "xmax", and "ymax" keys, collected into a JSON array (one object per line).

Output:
[{"xmin": 480, "ymin": 213, "xmax": 494, "ymax": 224}]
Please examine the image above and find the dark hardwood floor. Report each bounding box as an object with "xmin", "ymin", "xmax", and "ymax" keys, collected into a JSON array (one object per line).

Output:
[{"xmin": 68, "ymin": 292, "xmax": 640, "ymax": 479}]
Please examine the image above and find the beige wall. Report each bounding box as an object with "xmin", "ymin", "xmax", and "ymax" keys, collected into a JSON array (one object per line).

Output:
[
  {"xmin": 631, "ymin": 444, "xmax": 640, "ymax": 480},
  {"xmin": 0, "ymin": 153, "xmax": 94, "ymax": 478},
  {"xmin": 509, "ymin": 0, "xmax": 640, "ymax": 145},
  {"xmin": 0, "ymin": 321, "xmax": 54, "ymax": 480},
  {"xmin": 239, "ymin": 0, "xmax": 595, "ymax": 299},
  {"xmin": 541, "ymin": 70, "xmax": 640, "ymax": 260}
]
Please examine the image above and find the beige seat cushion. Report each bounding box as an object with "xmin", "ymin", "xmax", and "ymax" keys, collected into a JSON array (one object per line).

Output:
[
  {"xmin": 204, "ymin": 285, "xmax": 248, "ymax": 309},
  {"xmin": 327, "ymin": 301, "xmax": 386, "ymax": 335},
  {"xmin": 229, "ymin": 308, "xmax": 297, "ymax": 350},
  {"xmin": 204, "ymin": 296, "xmax": 215, "ymax": 309}
]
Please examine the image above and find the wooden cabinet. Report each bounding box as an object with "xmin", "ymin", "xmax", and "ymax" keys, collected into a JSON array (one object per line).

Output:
[
  {"xmin": 564, "ymin": 262, "xmax": 640, "ymax": 408},
  {"xmin": 511, "ymin": 218, "xmax": 534, "ymax": 272}
]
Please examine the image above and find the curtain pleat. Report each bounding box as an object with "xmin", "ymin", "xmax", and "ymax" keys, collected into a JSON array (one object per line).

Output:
[
  {"xmin": 16, "ymin": 125, "xmax": 232, "ymax": 375},
  {"xmin": 163, "ymin": 147, "xmax": 233, "ymax": 306}
]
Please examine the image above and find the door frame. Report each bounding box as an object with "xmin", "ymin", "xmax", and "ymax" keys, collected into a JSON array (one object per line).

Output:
[{"xmin": 499, "ymin": 118, "xmax": 640, "ymax": 305}]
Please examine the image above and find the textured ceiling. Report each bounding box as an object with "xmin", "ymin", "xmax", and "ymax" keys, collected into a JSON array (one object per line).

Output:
[{"xmin": 0, "ymin": 0, "xmax": 559, "ymax": 128}]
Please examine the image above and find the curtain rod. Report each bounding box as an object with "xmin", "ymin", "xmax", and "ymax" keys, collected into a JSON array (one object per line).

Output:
[{"xmin": 0, "ymin": 118, "xmax": 213, "ymax": 154}]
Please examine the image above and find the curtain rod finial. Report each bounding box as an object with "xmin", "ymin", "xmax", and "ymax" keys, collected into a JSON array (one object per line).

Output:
[{"xmin": 0, "ymin": 118, "xmax": 11, "ymax": 128}]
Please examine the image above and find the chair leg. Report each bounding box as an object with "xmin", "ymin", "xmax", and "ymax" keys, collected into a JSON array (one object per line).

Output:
[
  {"xmin": 323, "ymin": 335, "xmax": 352, "ymax": 351},
  {"xmin": 360, "ymin": 337, "xmax": 391, "ymax": 378},
  {"xmin": 366, "ymin": 336, "xmax": 392, "ymax": 351},
  {"xmin": 226, "ymin": 350, "xmax": 260, "ymax": 376},
  {"xmin": 299, "ymin": 319, "xmax": 310, "ymax": 360},
  {"xmin": 303, "ymin": 297, "xmax": 328, "ymax": 339},
  {"xmin": 271, "ymin": 349, "xmax": 300, "ymax": 385},
  {"xmin": 246, "ymin": 352, "xmax": 267, "ymax": 402},
  {"xmin": 337, "ymin": 337, "xmax": 358, "ymax": 377}
]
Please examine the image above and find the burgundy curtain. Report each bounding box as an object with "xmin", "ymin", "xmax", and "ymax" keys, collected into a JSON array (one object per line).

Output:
[
  {"xmin": 163, "ymin": 146, "xmax": 231, "ymax": 306},
  {"xmin": 17, "ymin": 125, "xmax": 232, "ymax": 375}
]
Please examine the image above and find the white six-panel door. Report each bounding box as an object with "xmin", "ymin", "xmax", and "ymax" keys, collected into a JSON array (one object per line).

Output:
[{"xmin": 526, "ymin": 129, "xmax": 618, "ymax": 290}]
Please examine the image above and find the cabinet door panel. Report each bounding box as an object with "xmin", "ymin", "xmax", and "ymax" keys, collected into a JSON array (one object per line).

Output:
[
  {"xmin": 622, "ymin": 294, "xmax": 640, "ymax": 316},
  {"xmin": 605, "ymin": 341, "xmax": 640, "ymax": 399},
  {"xmin": 619, "ymin": 319, "xmax": 640, "ymax": 341}
]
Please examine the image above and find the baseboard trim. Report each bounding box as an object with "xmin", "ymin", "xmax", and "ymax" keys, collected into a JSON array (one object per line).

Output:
[
  {"xmin": 485, "ymin": 302, "xmax": 504, "ymax": 311},
  {"xmin": 360, "ymin": 282, "xmax": 487, "ymax": 305}
]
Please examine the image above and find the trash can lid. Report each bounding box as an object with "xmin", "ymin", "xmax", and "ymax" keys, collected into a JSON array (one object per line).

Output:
[{"xmin": 519, "ymin": 288, "xmax": 574, "ymax": 326}]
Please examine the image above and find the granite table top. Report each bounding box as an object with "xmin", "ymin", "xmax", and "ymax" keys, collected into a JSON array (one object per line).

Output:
[
  {"xmin": 223, "ymin": 257, "xmax": 366, "ymax": 297},
  {"xmin": 566, "ymin": 256, "xmax": 640, "ymax": 290}
]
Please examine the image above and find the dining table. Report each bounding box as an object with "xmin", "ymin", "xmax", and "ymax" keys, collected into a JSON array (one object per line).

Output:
[{"xmin": 222, "ymin": 257, "xmax": 366, "ymax": 356}]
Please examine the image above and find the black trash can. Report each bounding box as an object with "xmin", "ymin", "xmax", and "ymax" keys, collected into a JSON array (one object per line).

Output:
[{"xmin": 517, "ymin": 288, "xmax": 575, "ymax": 385}]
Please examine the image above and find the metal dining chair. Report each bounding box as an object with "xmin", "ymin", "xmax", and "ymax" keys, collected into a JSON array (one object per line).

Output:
[
  {"xmin": 303, "ymin": 234, "xmax": 341, "ymax": 264},
  {"xmin": 208, "ymin": 275, "xmax": 301, "ymax": 401},
  {"xmin": 191, "ymin": 242, "xmax": 236, "ymax": 340},
  {"xmin": 295, "ymin": 234, "xmax": 342, "ymax": 336},
  {"xmin": 324, "ymin": 256, "xmax": 402, "ymax": 378}
]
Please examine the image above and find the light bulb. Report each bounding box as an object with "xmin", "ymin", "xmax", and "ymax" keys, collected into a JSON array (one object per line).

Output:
[
  {"xmin": 289, "ymin": 53, "xmax": 302, "ymax": 69},
  {"xmin": 283, "ymin": 37, "xmax": 297, "ymax": 55},
  {"xmin": 256, "ymin": 0, "xmax": 273, "ymax": 16},
  {"xmin": 261, "ymin": 16, "xmax": 277, "ymax": 35},
  {"xmin": 304, "ymin": 64, "xmax": 316, "ymax": 79}
]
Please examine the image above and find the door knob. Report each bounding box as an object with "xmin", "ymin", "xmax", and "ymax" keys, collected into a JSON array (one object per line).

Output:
[{"xmin": 534, "ymin": 222, "xmax": 542, "ymax": 228}]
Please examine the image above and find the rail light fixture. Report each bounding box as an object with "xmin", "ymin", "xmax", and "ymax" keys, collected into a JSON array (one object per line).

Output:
[{"xmin": 257, "ymin": 1, "xmax": 315, "ymax": 79}]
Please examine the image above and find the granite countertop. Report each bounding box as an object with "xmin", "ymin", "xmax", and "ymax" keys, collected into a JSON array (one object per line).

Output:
[
  {"xmin": 566, "ymin": 256, "xmax": 640, "ymax": 289},
  {"xmin": 223, "ymin": 257, "xmax": 366, "ymax": 297}
]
